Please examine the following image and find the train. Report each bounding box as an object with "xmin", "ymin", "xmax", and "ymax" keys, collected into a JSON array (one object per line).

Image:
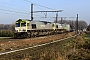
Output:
[{"xmin": 14, "ymin": 19, "xmax": 70, "ymax": 38}]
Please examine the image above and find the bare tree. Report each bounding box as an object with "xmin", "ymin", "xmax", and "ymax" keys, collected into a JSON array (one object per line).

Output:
[
  {"xmin": 56, "ymin": 19, "xmax": 88, "ymax": 30},
  {"xmin": 0, "ymin": 24, "xmax": 14, "ymax": 30}
]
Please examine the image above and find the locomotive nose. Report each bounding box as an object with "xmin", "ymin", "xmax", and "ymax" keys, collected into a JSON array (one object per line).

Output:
[{"xmin": 15, "ymin": 30, "xmax": 18, "ymax": 33}]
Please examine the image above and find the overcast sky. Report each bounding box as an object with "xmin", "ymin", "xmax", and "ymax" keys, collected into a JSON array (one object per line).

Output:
[{"xmin": 0, "ymin": 0, "xmax": 90, "ymax": 24}]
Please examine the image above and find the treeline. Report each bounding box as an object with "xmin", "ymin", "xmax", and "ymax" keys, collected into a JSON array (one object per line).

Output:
[
  {"xmin": 55, "ymin": 20, "xmax": 88, "ymax": 30},
  {"xmin": 87, "ymin": 24, "xmax": 90, "ymax": 31},
  {"xmin": 0, "ymin": 24, "xmax": 14, "ymax": 30},
  {"xmin": 0, "ymin": 24, "xmax": 14, "ymax": 37},
  {"xmin": 0, "ymin": 20, "xmax": 88, "ymax": 30},
  {"xmin": 0, "ymin": 20, "xmax": 88, "ymax": 37}
]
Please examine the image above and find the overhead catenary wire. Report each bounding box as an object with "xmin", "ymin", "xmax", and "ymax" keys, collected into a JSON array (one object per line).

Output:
[
  {"xmin": 0, "ymin": 1, "xmax": 29, "ymax": 11},
  {"xmin": 0, "ymin": 0, "xmax": 30, "ymax": 16},
  {"xmin": 34, "ymin": 3, "xmax": 56, "ymax": 10},
  {"xmin": 34, "ymin": 5, "xmax": 48, "ymax": 17},
  {"xmin": 0, "ymin": 0, "xmax": 63, "ymax": 15},
  {"xmin": 32, "ymin": 15, "xmax": 53, "ymax": 21},
  {"xmin": 24, "ymin": 0, "xmax": 56, "ymax": 10},
  {"xmin": 0, "ymin": 0, "xmax": 63, "ymax": 21},
  {"xmin": 0, "ymin": 5, "xmax": 29, "ymax": 12},
  {"xmin": 0, "ymin": 11, "xmax": 29, "ymax": 17},
  {"xmin": 34, "ymin": 14, "xmax": 43, "ymax": 17},
  {"xmin": 24, "ymin": 0, "xmax": 64, "ymax": 21},
  {"xmin": 0, "ymin": 8, "xmax": 29, "ymax": 15}
]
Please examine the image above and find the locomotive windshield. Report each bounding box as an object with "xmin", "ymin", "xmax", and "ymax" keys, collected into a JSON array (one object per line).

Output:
[
  {"xmin": 15, "ymin": 22, "xmax": 26, "ymax": 27},
  {"xmin": 21, "ymin": 22, "xmax": 26, "ymax": 27},
  {"xmin": 16, "ymin": 23, "xmax": 20, "ymax": 27}
]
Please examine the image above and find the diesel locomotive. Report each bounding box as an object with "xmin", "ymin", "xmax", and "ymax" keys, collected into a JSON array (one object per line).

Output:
[{"xmin": 14, "ymin": 19, "xmax": 70, "ymax": 38}]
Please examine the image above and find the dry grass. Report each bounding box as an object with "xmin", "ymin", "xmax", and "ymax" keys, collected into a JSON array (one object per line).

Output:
[
  {"xmin": 1, "ymin": 32, "xmax": 90, "ymax": 60},
  {"xmin": 62, "ymin": 33, "xmax": 90, "ymax": 60}
]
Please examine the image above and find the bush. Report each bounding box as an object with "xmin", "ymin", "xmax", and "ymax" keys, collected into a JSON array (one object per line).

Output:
[
  {"xmin": 83, "ymin": 40, "xmax": 90, "ymax": 49},
  {"xmin": 0, "ymin": 30, "xmax": 14, "ymax": 37}
]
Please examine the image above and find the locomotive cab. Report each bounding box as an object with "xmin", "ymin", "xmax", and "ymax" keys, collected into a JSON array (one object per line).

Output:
[
  {"xmin": 14, "ymin": 19, "xmax": 30, "ymax": 38},
  {"xmin": 15, "ymin": 19, "xmax": 30, "ymax": 33}
]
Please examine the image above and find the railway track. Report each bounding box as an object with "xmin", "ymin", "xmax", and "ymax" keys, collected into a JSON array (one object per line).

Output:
[
  {"xmin": 0, "ymin": 36, "xmax": 47, "ymax": 42},
  {"xmin": 0, "ymin": 32, "xmax": 77, "ymax": 56},
  {"xmin": 0, "ymin": 32, "xmax": 72, "ymax": 42}
]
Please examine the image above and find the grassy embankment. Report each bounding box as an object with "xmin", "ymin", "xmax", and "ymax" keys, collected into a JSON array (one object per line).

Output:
[
  {"xmin": 61, "ymin": 32, "xmax": 90, "ymax": 60},
  {"xmin": 0, "ymin": 32, "xmax": 90, "ymax": 60}
]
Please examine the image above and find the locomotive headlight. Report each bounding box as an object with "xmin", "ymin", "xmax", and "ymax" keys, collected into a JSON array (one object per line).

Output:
[
  {"xmin": 15, "ymin": 30, "xmax": 18, "ymax": 32},
  {"xmin": 23, "ymin": 29, "xmax": 26, "ymax": 31},
  {"xmin": 19, "ymin": 29, "xmax": 21, "ymax": 31}
]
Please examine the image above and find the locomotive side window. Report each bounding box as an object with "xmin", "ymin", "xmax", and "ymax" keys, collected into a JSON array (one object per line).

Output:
[
  {"xmin": 16, "ymin": 23, "xmax": 20, "ymax": 27},
  {"xmin": 32, "ymin": 24, "xmax": 36, "ymax": 29},
  {"xmin": 27, "ymin": 23, "xmax": 29, "ymax": 26},
  {"xmin": 56, "ymin": 25, "xmax": 58, "ymax": 28},
  {"xmin": 52, "ymin": 24, "xmax": 54, "ymax": 27},
  {"xmin": 27, "ymin": 23, "xmax": 29, "ymax": 29}
]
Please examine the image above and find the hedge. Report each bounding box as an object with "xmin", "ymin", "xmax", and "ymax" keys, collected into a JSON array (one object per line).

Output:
[{"xmin": 0, "ymin": 30, "xmax": 14, "ymax": 37}]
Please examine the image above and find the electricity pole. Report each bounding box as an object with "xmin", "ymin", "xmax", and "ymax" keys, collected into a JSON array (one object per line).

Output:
[
  {"xmin": 60, "ymin": 17, "xmax": 67, "ymax": 24},
  {"xmin": 31, "ymin": 4, "xmax": 33, "ymax": 21},
  {"xmin": 56, "ymin": 12, "xmax": 58, "ymax": 23},
  {"xmin": 30, "ymin": 3, "xmax": 63, "ymax": 22},
  {"xmin": 76, "ymin": 14, "xmax": 78, "ymax": 34}
]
